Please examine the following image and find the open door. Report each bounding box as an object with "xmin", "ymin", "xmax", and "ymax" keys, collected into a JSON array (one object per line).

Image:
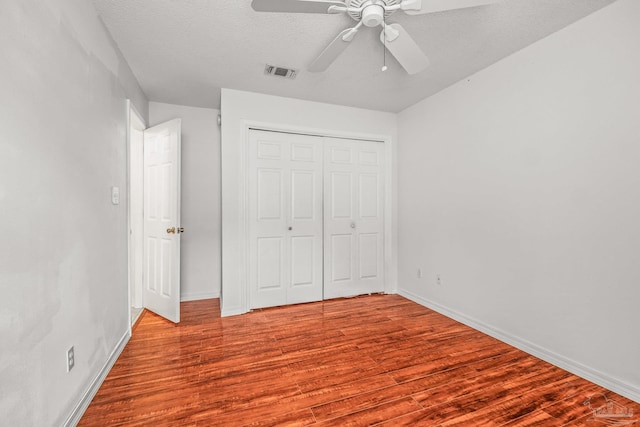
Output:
[{"xmin": 143, "ymin": 119, "xmax": 182, "ymax": 323}]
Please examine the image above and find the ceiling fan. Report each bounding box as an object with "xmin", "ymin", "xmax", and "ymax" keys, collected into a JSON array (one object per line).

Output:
[{"xmin": 251, "ymin": 0, "xmax": 501, "ymax": 74}]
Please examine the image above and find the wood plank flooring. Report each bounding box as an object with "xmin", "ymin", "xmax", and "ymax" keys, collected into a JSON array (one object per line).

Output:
[{"xmin": 79, "ymin": 295, "xmax": 639, "ymax": 426}]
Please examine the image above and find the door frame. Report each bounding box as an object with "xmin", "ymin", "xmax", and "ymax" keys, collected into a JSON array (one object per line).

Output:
[
  {"xmin": 238, "ymin": 120, "xmax": 395, "ymax": 314},
  {"xmin": 126, "ymin": 100, "xmax": 146, "ymax": 332}
]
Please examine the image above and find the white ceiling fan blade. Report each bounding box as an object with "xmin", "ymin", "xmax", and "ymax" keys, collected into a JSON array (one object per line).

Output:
[
  {"xmin": 403, "ymin": 0, "xmax": 501, "ymax": 15},
  {"xmin": 380, "ymin": 23, "xmax": 429, "ymax": 75},
  {"xmin": 252, "ymin": 0, "xmax": 346, "ymax": 13},
  {"xmin": 309, "ymin": 28, "xmax": 356, "ymax": 72}
]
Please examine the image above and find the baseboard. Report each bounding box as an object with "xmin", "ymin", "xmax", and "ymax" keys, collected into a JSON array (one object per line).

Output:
[
  {"xmin": 221, "ymin": 305, "xmax": 246, "ymax": 317},
  {"xmin": 398, "ymin": 289, "xmax": 640, "ymax": 403},
  {"xmin": 180, "ymin": 290, "xmax": 220, "ymax": 302},
  {"xmin": 63, "ymin": 330, "xmax": 131, "ymax": 427}
]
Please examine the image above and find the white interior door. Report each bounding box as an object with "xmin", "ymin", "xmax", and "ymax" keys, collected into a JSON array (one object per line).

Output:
[
  {"xmin": 248, "ymin": 130, "xmax": 323, "ymax": 309},
  {"xmin": 324, "ymin": 138, "xmax": 385, "ymax": 299},
  {"xmin": 143, "ymin": 119, "xmax": 182, "ymax": 322}
]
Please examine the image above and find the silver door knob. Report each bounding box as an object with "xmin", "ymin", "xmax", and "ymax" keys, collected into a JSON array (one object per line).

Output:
[
  {"xmin": 288, "ymin": 226, "xmax": 292, "ymax": 231},
  {"xmin": 350, "ymin": 222, "xmax": 356, "ymax": 229}
]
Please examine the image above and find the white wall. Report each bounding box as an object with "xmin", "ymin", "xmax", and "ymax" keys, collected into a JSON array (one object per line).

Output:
[
  {"xmin": 221, "ymin": 89, "xmax": 398, "ymax": 316},
  {"xmin": 0, "ymin": 0, "xmax": 148, "ymax": 425},
  {"xmin": 397, "ymin": 0, "xmax": 640, "ymax": 401},
  {"xmin": 149, "ymin": 102, "xmax": 221, "ymax": 301}
]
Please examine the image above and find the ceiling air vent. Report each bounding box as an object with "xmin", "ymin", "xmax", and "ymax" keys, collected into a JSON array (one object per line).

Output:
[{"xmin": 264, "ymin": 64, "xmax": 297, "ymax": 79}]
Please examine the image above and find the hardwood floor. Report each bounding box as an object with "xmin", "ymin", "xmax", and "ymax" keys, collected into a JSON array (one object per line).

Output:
[{"xmin": 79, "ymin": 295, "xmax": 639, "ymax": 426}]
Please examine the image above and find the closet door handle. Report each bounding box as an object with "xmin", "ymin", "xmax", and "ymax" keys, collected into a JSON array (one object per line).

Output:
[
  {"xmin": 288, "ymin": 226, "xmax": 292, "ymax": 231},
  {"xmin": 350, "ymin": 222, "xmax": 356, "ymax": 229}
]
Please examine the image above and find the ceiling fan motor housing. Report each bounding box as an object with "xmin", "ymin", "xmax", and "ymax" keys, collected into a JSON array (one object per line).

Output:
[{"xmin": 347, "ymin": 0, "xmax": 400, "ymax": 23}]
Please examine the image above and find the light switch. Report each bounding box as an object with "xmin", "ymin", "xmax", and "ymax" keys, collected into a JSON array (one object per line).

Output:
[{"xmin": 111, "ymin": 186, "xmax": 120, "ymax": 205}]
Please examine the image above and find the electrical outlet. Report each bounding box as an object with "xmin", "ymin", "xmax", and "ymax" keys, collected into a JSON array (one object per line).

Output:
[
  {"xmin": 417, "ymin": 268, "xmax": 422, "ymax": 279},
  {"xmin": 67, "ymin": 346, "xmax": 75, "ymax": 372},
  {"xmin": 436, "ymin": 274, "xmax": 442, "ymax": 285}
]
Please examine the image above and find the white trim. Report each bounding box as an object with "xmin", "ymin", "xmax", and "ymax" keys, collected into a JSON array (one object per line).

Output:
[
  {"xmin": 181, "ymin": 291, "xmax": 220, "ymax": 302},
  {"xmin": 63, "ymin": 330, "xmax": 130, "ymax": 427},
  {"xmin": 131, "ymin": 307, "xmax": 144, "ymax": 326},
  {"xmin": 126, "ymin": 99, "xmax": 132, "ymax": 334},
  {"xmin": 239, "ymin": 122, "xmax": 249, "ymax": 314},
  {"xmin": 126, "ymin": 99, "xmax": 146, "ymax": 334},
  {"xmin": 221, "ymin": 306, "xmax": 246, "ymax": 317},
  {"xmin": 398, "ymin": 289, "xmax": 640, "ymax": 403},
  {"xmin": 383, "ymin": 131, "xmax": 396, "ymax": 294},
  {"xmin": 237, "ymin": 120, "xmax": 395, "ymax": 315}
]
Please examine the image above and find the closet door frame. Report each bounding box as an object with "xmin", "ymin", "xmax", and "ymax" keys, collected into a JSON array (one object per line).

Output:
[{"xmin": 237, "ymin": 121, "xmax": 395, "ymax": 315}]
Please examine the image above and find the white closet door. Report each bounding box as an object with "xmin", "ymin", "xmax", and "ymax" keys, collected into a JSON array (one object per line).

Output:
[
  {"xmin": 324, "ymin": 138, "xmax": 385, "ymax": 299},
  {"xmin": 248, "ymin": 130, "xmax": 324, "ymax": 309}
]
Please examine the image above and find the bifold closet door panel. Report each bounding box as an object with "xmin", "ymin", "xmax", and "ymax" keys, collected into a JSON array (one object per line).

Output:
[
  {"xmin": 248, "ymin": 130, "xmax": 324, "ymax": 309},
  {"xmin": 324, "ymin": 138, "xmax": 385, "ymax": 299}
]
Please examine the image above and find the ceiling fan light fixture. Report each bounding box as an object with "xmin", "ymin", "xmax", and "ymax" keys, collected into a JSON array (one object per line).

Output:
[{"xmin": 361, "ymin": 4, "xmax": 385, "ymax": 27}]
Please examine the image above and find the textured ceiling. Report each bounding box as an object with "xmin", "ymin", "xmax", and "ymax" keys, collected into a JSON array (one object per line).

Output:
[{"xmin": 93, "ymin": 0, "xmax": 616, "ymax": 112}]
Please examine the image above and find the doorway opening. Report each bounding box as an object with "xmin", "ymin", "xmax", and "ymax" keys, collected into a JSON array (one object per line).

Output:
[
  {"xmin": 127, "ymin": 101, "xmax": 183, "ymax": 326},
  {"xmin": 128, "ymin": 103, "xmax": 145, "ymax": 327}
]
